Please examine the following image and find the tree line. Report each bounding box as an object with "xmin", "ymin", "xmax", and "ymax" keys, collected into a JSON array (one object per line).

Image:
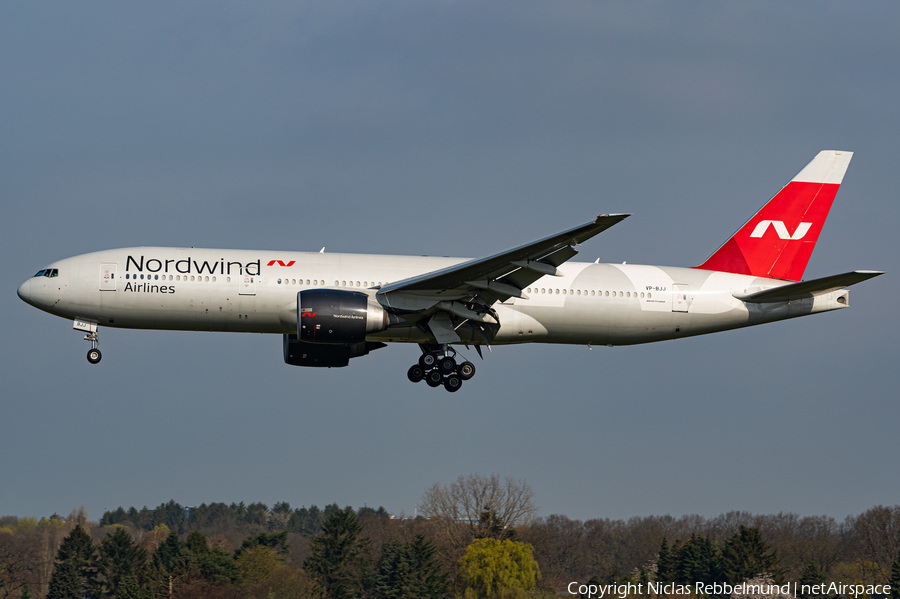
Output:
[{"xmin": 2, "ymin": 475, "xmax": 899, "ymax": 599}]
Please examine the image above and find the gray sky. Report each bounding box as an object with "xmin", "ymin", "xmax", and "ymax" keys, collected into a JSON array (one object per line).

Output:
[{"xmin": 2, "ymin": 0, "xmax": 897, "ymax": 523}]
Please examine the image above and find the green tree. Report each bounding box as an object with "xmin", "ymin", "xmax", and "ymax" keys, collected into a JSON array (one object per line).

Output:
[
  {"xmin": 155, "ymin": 532, "xmax": 185, "ymax": 575},
  {"xmin": 674, "ymin": 534, "xmax": 720, "ymax": 584},
  {"xmin": 46, "ymin": 561, "xmax": 82, "ymax": 599},
  {"xmin": 91, "ymin": 528, "xmax": 149, "ymax": 598},
  {"xmin": 889, "ymin": 557, "xmax": 899, "ymax": 599},
  {"xmin": 116, "ymin": 574, "xmax": 145, "ymax": 599},
  {"xmin": 798, "ymin": 562, "xmax": 827, "ymax": 599},
  {"xmin": 304, "ymin": 507, "xmax": 371, "ymax": 599},
  {"xmin": 150, "ymin": 532, "xmax": 187, "ymax": 598},
  {"xmin": 459, "ymin": 538, "xmax": 540, "ymax": 599},
  {"xmin": 657, "ymin": 537, "xmax": 675, "ymax": 584},
  {"xmin": 374, "ymin": 535, "xmax": 450, "ymax": 599},
  {"xmin": 178, "ymin": 532, "xmax": 241, "ymax": 586},
  {"xmin": 234, "ymin": 531, "xmax": 289, "ymax": 560},
  {"xmin": 719, "ymin": 526, "xmax": 783, "ymax": 584},
  {"xmin": 48, "ymin": 525, "xmax": 96, "ymax": 599},
  {"xmin": 56, "ymin": 525, "xmax": 94, "ymax": 568},
  {"xmin": 184, "ymin": 531, "xmax": 209, "ymax": 555}
]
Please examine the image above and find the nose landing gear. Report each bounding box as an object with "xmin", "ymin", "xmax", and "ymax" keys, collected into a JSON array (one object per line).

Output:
[
  {"xmin": 74, "ymin": 319, "xmax": 102, "ymax": 364},
  {"xmin": 407, "ymin": 345, "xmax": 476, "ymax": 392},
  {"xmin": 87, "ymin": 346, "xmax": 102, "ymax": 364}
]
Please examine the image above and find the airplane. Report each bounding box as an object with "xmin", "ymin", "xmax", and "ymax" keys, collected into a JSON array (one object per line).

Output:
[{"xmin": 17, "ymin": 151, "xmax": 883, "ymax": 392}]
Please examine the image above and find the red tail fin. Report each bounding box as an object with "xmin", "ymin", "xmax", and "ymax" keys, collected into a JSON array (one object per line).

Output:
[{"xmin": 695, "ymin": 150, "xmax": 852, "ymax": 281}]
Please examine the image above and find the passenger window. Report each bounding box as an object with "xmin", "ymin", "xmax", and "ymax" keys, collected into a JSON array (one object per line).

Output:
[
  {"xmin": 626, "ymin": 292, "xmax": 630, "ymax": 297},
  {"xmin": 212, "ymin": 276, "xmax": 216, "ymax": 282},
  {"xmin": 191, "ymin": 276, "xmax": 195, "ymax": 281},
  {"xmin": 647, "ymin": 292, "xmax": 651, "ymax": 298},
  {"xmin": 226, "ymin": 277, "xmax": 231, "ymax": 283}
]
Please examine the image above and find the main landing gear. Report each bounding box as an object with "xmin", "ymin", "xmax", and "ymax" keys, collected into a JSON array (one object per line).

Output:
[{"xmin": 407, "ymin": 346, "xmax": 476, "ymax": 392}]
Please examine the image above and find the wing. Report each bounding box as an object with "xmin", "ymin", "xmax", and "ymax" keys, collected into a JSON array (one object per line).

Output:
[{"xmin": 376, "ymin": 213, "xmax": 630, "ymax": 343}]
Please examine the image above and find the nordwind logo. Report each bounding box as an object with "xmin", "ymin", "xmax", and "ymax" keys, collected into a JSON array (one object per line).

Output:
[
  {"xmin": 749, "ymin": 220, "xmax": 812, "ymax": 240},
  {"xmin": 267, "ymin": 260, "xmax": 296, "ymax": 267}
]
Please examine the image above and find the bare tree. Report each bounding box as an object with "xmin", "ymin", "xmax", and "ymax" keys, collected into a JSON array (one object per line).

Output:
[
  {"xmin": 0, "ymin": 532, "xmax": 43, "ymax": 599},
  {"xmin": 418, "ymin": 474, "xmax": 537, "ymax": 550},
  {"xmin": 519, "ymin": 515, "xmax": 585, "ymax": 589},
  {"xmin": 853, "ymin": 505, "xmax": 900, "ymax": 582}
]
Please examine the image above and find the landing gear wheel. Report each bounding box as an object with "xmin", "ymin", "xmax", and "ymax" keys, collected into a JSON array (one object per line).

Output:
[
  {"xmin": 438, "ymin": 356, "xmax": 457, "ymax": 375},
  {"xmin": 444, "ymin": 374, "xmax": 462, "ymax": 392},
  {"xmin": 419, "ymin": 352, "xmax": 438, "ymax": 369},
  {"xmin": 87, "ymin": 348, "xmax": 102, "ymax": 364},
  {"xmin": 457, "ymin": 361, "xmax": 476, "ymax": 380},
  {"xmin": 407, "ymin": 365, "xmax": 425, "ymax": 383},
  {"xmin": 425, "ymin": 370, "xmax": 443, "ymax": 387}
]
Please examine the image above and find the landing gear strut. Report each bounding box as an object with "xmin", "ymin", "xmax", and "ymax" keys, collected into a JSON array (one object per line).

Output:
[
  {"xmin": 75, "ymin": 320, "xmax": 102, "ymax": 364},
  {"xmin": 407, "ymin": 345, "xmax": 476, "ymax": 392}
]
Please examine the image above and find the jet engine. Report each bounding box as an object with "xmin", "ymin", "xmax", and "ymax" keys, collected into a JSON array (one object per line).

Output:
[
  {"xmin": 283, "ymin": 334, "xmax": 386, "ymax": 368},
  {"xmin": 298, "ymin": 289, "xmax": 389, "ymax": 344}
]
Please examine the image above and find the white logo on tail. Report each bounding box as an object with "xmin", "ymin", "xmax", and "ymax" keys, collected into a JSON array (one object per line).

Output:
[{"xmin": 750, "ymin": 220, "xmax": 812, "ymax": 240}]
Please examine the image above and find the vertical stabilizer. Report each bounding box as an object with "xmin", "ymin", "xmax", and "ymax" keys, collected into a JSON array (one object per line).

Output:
[{"xmin": 695, "ymin": 150, "xmax": 852, "ymax": 281}]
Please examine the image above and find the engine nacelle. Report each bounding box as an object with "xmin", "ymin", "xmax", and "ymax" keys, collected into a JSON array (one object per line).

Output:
[
  {"xmin": 298, "ymin": 289, "xmax": 389, "ymax": 344},
  {"xmin": 283, "ymin": 334, "xmax": 386, "ymax": 368}
]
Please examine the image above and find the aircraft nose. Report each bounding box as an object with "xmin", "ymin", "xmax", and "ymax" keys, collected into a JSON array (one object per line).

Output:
[{"xmin": 17, "ymin": 278, "xmax": 35, "ymax": 306}]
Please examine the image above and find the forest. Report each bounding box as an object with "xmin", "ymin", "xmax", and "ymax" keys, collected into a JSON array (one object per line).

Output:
[{"xmin": 1, "ymin": 475, "xmax": 899, "ymax": 599}]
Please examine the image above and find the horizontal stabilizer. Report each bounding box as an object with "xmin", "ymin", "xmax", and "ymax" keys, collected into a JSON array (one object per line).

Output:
[{"xmin": 734, "ymin": 270, "xmax": 884, "ymax": 303}]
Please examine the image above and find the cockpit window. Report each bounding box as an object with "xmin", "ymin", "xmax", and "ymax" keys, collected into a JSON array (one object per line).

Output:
[
  {"xmin": 49, "ymin": 269, "xmax": 58, "ymax": 277},
  {"xmin": 33, "ymin": 269, "xmax": 58, "ymax": 278},
  {"xmin": 34, "ymin": 270, "xmax": 46, "ymax": 277}
]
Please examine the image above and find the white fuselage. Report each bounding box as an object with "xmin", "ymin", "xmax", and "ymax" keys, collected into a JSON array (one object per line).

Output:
[{"xmin": 18, "ymin": 247, "xmax": 850, "ymax": 347}]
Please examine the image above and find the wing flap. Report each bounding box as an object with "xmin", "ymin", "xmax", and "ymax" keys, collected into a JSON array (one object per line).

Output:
[{"xmin": 378, "ymin": 213, "xmax": 630, "ymax": 298}]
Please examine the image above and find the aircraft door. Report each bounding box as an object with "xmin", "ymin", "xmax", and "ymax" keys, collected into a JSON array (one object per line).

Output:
[
  {"xmin": 672, "ymin": 284, "xmax": 690, "ymax": 312},
  {"xmin": 100, "ymin": 263, "xmax": 117, "ymax": 290},
  {"xmin": 239, "ymin": 274, "xmax": 256, "ymax": 295}
]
